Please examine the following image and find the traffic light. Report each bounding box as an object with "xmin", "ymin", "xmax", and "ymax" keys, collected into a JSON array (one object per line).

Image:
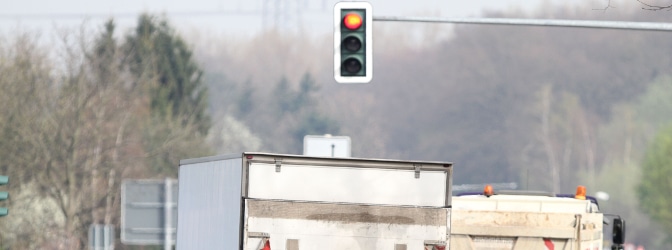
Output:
[
  {"xmin": 0, "ymin": 175, "xmax": 7, "ymax": 216},
  {"xmin": 334, "ymin": 1, "xmax": 372, "ymax": 84}
]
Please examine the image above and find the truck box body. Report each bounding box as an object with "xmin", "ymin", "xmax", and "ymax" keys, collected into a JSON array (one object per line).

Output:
[
  {"xmin": 450, "ymin": 193, "xmax": 603, "ymax": 250},
  {"xmin": 176, "ymin": 152, "xmax": 452, "ymax": 250}
]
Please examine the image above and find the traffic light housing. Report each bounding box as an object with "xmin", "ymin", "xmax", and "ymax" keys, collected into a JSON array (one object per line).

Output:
[
  {"xmin": 0, "ymin": 175, "xmax": 7, "ymax": 216},
  {"xmin": 334, "ymin": 1, "xmax": 372, "ymax": 84}
]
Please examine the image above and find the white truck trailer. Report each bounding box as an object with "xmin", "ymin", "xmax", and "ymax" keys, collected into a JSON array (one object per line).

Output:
[
  {"xmin": 176, "ymin": 152, "xmax": 453, "ymax": 250},
  {"xmin": 450, "ymin": 186, "xmax": 626, "ymax": 250}
]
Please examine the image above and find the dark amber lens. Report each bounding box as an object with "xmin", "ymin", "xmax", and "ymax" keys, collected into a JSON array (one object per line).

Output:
[{"xmin": 343, "ymin": 36, "xmax": 362, "ymax": 52}]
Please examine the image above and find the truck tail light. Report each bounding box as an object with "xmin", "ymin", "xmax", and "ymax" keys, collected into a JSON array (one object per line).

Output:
[
  {"xmin": 543, "ymin": 238, "xmax": 555, "ymax": 250},
  {"xmin": 261, "ymin": 239, "xmax": 270, "ymax": 250},
  {"xmin": 424, "ymin": 241, "xmax": 446, "ymax": 250}
]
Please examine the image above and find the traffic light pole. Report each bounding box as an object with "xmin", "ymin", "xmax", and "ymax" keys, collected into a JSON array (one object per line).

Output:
[{"xmin": 372, "ymin": 16, "xmax": 672, "ymax": 31}]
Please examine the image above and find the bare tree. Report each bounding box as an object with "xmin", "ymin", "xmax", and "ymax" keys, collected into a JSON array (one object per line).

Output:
[
  {"xmin": 636, "ymin": 0, "xmax": 672, "ymax": 10},
  {"xmin": 0, "ymin": 25, "xmax": 147, "ymax": 248},
  {"xmin": 539, "ymin": 85, "xmax": 561, "ymax": 193}
]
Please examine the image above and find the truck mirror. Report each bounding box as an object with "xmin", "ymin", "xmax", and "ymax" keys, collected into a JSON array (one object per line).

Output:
[{"xmin": 612, "ymin": 218, "xmax": 625, "ymax": 245}]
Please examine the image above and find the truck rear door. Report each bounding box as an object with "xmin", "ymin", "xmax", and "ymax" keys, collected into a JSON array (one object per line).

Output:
[{"xmin": 241, "ymin": 154, "xmax": 452, "ymax": 250}]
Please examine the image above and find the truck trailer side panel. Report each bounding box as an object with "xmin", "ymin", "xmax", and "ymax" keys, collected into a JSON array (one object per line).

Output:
[{"xmin": 176, "ymin": 155, "xmax": 243, "ymax": 250}]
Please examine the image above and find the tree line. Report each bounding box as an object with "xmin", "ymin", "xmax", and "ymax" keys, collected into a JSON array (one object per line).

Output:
[{"xmin": 0, "ymin": 14, "xmax": 211, "ymax": 249}]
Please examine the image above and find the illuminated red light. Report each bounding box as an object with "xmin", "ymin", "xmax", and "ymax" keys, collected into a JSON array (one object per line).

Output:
[{"xmin": 343, "ymin": 13, "xmax": 363, "ymax": 30}]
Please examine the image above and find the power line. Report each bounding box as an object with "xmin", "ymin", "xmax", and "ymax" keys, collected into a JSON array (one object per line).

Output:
[
  {"xmin": 0, "ymin": 10, "xmax": 265, "ymax": 20},
  {"xmin": 0, "ymin": 5, "xmax": 331, "ymax": 21},
  {"xmin": 373, "ymin": 16, "xmax": 672, "ymax": 32}
]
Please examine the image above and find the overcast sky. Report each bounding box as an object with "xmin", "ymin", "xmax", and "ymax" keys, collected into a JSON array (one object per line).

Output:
[{"xmin": 1, "ymin": 0, "xmax": 622, "ymax": 37}]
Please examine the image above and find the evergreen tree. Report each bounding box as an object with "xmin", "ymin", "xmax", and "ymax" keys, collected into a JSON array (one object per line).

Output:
[
  {"xmin": 124, "ymin": 14, "xmax": 212, "ymax": 175},
  {"xmin": 125, "ymin": 14, "xmax": 210, "ymax": 133}
]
